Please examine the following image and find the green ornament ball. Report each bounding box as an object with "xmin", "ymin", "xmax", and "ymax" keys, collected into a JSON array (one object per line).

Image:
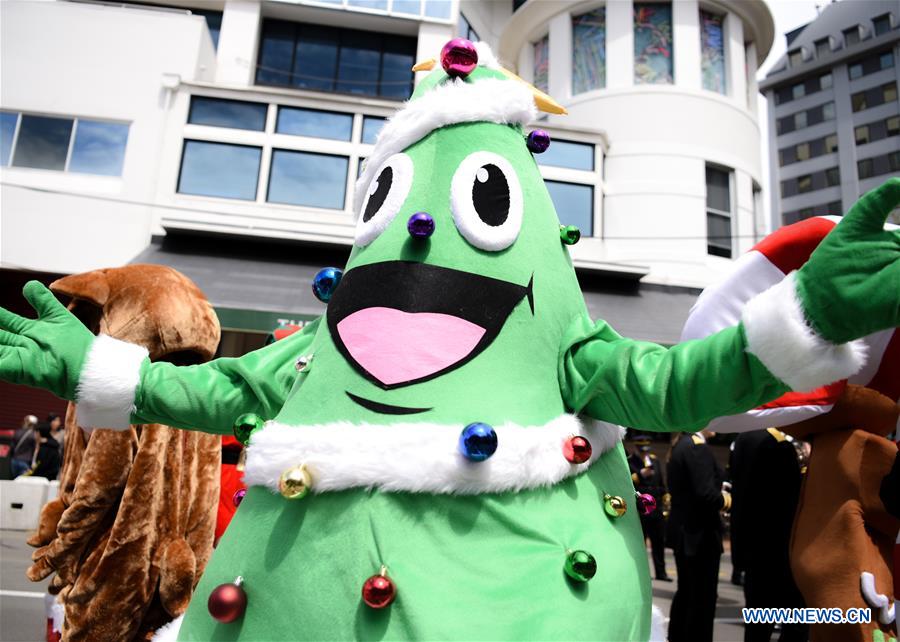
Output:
[
  {"xmin": 564, "ymin": 550, "xmax": 597, "ymax": 582},
  {"xmin": 233, "ymin": 412, "xmax": 264, "ymax": 445},
  {"xmin": 560, "ymin": 225, "xmax": 581, "ymax": 245}
]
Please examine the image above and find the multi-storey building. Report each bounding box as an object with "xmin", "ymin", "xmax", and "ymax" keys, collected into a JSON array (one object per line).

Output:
[
  {"xmin": 0, "ymin": 0, "xmax": 776, "ymax": 421},
  {"xmin": 760, "ymin": 0, "xmax": 899, "ymax": 228}
]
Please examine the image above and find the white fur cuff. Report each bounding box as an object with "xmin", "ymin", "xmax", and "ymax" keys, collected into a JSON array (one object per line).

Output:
[
  {"xmin": 75, "ymin": 334, "xmax": 148, "ymax": 429},
  {"xmin": 151, "ymin": 614, "xmax": 184, "ymax": 642},
  {"xmin": 244, "ymin": 415, "xmax": 625, "ymax": 496},
  {"xmin": 742, "ymin": 272, "xmax": 867, "ymax": 392}
]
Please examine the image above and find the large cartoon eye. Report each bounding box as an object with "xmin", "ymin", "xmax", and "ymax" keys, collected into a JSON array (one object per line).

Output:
[
  {"xmin": 355, "ymin": 153, "xmax": 414, "ymax": 247},
  {"xmin": 450, "ymin": 151, "xmax": 523, "ymax": 251}
]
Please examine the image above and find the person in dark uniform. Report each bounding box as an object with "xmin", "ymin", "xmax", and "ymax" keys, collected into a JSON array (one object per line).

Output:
[
  {"xmin": 666, "ymin": 429, "xmax": 731, "ymax": 642},
  {"xmin": 628, "ymin": 434, "xmax": 671, "ymax": 581},
  {"xmin": 730, "ymin": 428, "xmax": 809, "ymax": 642}
]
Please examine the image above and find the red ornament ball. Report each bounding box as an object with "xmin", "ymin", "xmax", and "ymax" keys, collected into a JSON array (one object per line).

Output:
[
  {"xmin": 362, "ymin": 574, "xmax": 396, "ymax": 609},
  {"xmin": 563, "ymin": 436, "xmax": 593, "ymax": 464},
  {"xmin": 208, "ymin": 579, "xmax": 247, "ymax": 623},
  {"xmin": 440, "ymin": 38, "xmax": 478, "ymax": 78}
]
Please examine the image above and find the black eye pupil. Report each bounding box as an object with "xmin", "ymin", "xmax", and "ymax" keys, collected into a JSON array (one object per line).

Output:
[
  {"xmin": 471, "ymin": 164, "xmax": 509, "ymax": 227},
  {"xmin": 363, "ymin": 166, "xmax": 393, "ymax": 222}
]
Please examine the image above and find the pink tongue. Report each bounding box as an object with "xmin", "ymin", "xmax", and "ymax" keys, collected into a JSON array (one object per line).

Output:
[{"xmin": 336, "ymin": 307, "xmax": 486, "ymax": 386}]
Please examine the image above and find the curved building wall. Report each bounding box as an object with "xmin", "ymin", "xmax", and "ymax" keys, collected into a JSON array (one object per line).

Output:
[{"xmin": 498, "ymin": 0, "xmax": 773, "ymax": 288}]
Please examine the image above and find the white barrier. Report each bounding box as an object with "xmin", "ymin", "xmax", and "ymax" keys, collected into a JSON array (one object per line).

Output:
[{"xmin": 0, "ymin": 477, "xmax": 50, "ymax": 530}]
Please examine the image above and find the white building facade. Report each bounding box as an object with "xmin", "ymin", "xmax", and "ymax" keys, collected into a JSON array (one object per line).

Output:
[{"xmin": 1, "ymin": 0, "xmax": 774, "ymax": 344}]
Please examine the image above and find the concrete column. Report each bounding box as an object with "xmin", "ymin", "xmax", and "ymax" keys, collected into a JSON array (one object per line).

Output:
[
  {"xmin": 606, "ymin": 0, "xmax": 633, "ymax": 89},
  {"xmin": 745, "ymin": 41, "xmax": 759, "ymax": 114},
  {"xmin": 673, "ymin": 0, "xmax": 701, "ymax": 90},
  {"xmin": 724, "ymin": 11, "xmax": 746, "ymax": 102},
  {"xmin": 829, "ymin": 62, "xmax": 859, "ymax": 213},
  {"xmin": 548, "ymin": 10, "xmax": 572, "ymax": 101},
  {"xmin": 215, "ymin": 0, "xmax": 262, "ymax": 86}
]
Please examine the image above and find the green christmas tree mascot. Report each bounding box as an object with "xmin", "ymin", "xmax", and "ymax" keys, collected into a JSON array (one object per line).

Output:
[{"xmin": 1, "ymin": 40, "xmax": 899, "ymax": 641}]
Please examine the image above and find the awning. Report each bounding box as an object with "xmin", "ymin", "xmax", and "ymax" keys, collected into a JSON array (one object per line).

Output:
[{"xmin": 131, "ymin": 234, "xmax": 699, "ymax": 343}]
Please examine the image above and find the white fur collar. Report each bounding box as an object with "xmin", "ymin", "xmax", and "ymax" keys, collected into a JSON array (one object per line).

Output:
[{"xmin": 243, "ymin": 415, "xmax": 624, "ymax": 496}]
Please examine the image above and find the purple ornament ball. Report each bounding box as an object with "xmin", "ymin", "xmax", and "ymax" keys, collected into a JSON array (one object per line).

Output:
[
  {"xmin": 407, "ymin": 212, "xmax": 435, "ymax": 239},
  {"xmin": 526, "ymin": 129, "xmax": 551, "ymax": 154}
]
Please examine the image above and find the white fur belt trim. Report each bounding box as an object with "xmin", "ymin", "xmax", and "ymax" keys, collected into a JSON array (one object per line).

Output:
[
  {"xmin": 741, "ymin": 272, "xmax": 867, "ymax": 392},
  {"xmin": 75, "ymin": 334, "xmax": 148, "ymax": 430},
  {"xmin": 243, "ymin": 415, "xmax": 625, "ymax": 495}
]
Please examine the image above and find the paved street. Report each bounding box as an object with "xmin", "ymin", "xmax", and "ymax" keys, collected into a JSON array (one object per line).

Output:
[{"xmin": 1, "ymin": 528, "xmax": 748, "ymax": 641}]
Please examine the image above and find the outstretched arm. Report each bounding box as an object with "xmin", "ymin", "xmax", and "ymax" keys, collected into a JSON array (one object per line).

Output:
[
  {"xmin": 0, "ymin": 285, "xmax": 319, "ymax": 433},
  {"xmin": 562, "ymin": 178, "xmax": 900, "ymax": 432}
]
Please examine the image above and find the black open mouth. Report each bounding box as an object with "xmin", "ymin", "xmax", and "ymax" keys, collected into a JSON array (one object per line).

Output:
[{"xmin": 327, "ymin": 261, "xmax": 533, "ymax": 390}]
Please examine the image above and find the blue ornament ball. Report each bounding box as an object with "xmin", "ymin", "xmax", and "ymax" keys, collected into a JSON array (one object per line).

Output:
[
  {"xmin": 459, "ymin": 423, "xmax": 498, "ymax": 462},
  {"xmin": 312, "ymin": 267, "xmax": 343, "ymax": 303}
]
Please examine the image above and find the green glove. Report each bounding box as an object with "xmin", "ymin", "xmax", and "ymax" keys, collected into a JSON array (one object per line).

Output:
[
  {"xmin": 797, "ymin": 177, "xmax": 900, "ymax": 344},
  {"xmin": 0, "ymin": 281, "xmax": 95, "ymax": 400}
]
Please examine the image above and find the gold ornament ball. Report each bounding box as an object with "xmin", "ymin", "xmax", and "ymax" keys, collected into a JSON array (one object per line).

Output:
[
  {"xmin": 279, "ymin": 465, "xmax": 312, "ymax": 500},
  {"xmin": 604, "ymin": 494, "xmax": 627, "ymax": 518}
]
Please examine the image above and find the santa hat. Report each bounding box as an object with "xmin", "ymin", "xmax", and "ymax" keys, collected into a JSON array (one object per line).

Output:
[
  {"xmin": 353, "ymin": 39, "xmax": 565, "ymax": 215},
  {"xmin": 681, "ymin": 215, "xmax": 899, "ymax": 433}
]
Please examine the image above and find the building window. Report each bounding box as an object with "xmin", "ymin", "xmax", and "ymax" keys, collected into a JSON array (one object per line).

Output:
[
  {"xmin": 888, "ymin": 115, "xmax": 900, "ymax": 136},
  {"xmin": 536, "ymin": 139, "xmax": 594, "ymax": 171},
  {"xmin": 851, "ymin": 83, "xmax": 898, "ymax": 112},
  {"xmin": 192, "ymin": 9, "xmax": 222, "ymax": 50},
  {"xmin": 778, "ymin": 133, "xmax": 839, "ymax": 166},
  {"xmin": 458, "ymin": 12, "xmax": 479, "ymax": 41},
  {"xmin": 706, "ymin": 165, "xmax": 732, "ymax": 258},
  {"xmin": 68, "ymin": 120, "xmax": 130, "ymax": 176},
  {"xmin": 773, "ymin": 73, "xmax": 833, "ymax": 106},
  {"xmin": 5, "ymin": 113, "xmax": 129, "ymax": 176},
  {"xmin": 857, "ymin": 151, "xmax": 900, "ymax": 180},
  {"xmin": 788, "ymin": 49, "xmax": 803, "ymax": 67},
  {"xmin": 423, "ymin": 1, "xmax": 451, "ymax": 19},
  {"xmin": 783, "ymin": 200, "xmax": 842, "ymax": 225},
  {"xmin": 533, "ymin": 35, "xmax": 549, "ymax": 93},
  {"xmin": 545, "ymin": 181, "xmax": 593, "ymax": 235},
  {"xmin": 572, "ymin": 8, "xmax": 606, "ymax": 94},
  {"xmin": 858, "ymin": 158, "xmax": 875, "ymax": 179},
  {"xmin": 267, "ymin": 149, "xmax": 348, "ymax": 209},
  {"xmin": 781, "ymin": 167, "xmax": 840, "ymax": 198},
  {"xmin": 825, "ymin": 134, "xmax": 838, "ymax": 152},
  {"xmin": 820, "ymin": 73, "xmax": 832, "ymax": 89},
  {"xmin": 843, "ymin": 26, "xmax": 861, "ymax": 47},
  {"xmin": 795, "ymin": 142, "xmax": 810, "ymax": 161},
  {"xmin": 797, "ymin": 175, "xmax": 812, "ymax": 193},
  {"xmin": 848, "ymin": 49, "xmax": 894, "ymax": 81},
  {"xmin": 634, "ymin": 3, "xmax": 673, "ymax": 84},
  {"xmin": 855, "ymin": 124, "xmax": 870, "ymax": 145},
  {"xmin": 699, "ymin": 10, "xmax": 726, "ymax": 94},
  {"xmin": 0, "ymin": 111, "xmax": 17, "ymax": 166},
  {"xmin": 276, "ymin": 106, "xmax": 353, "ymax": 141},
  {"xmin": 873, "ymin": 13, "xmax": 892, "ymax": 36},
  {"xmin": 188, "ymin": 97, "xmax": 267, "ymax": 131},
  {"xmin": 256, "ymin": 20, "xmax": 416, "ymax": 99},
  {"xmin": 178, "ymin": 140, "xmax": 261, "ymax": 200},
  {"xmin": 361, "ymin": 116, "xmax": 387, "ymax": 144},
  {"xmin": 814, "ymin": 38, "xmax": 831, "ymax": 57}
]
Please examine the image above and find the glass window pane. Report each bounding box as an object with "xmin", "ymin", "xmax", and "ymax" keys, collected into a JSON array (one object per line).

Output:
[
  {"xmin": 887, "ymin": 116, "xmax": 899, "ymax": 136},
  {"xmin": 797, "ymin": 175, "xmax": 812, "ymax": 193},
  {"xmin": 815, "ymin": 38, "xmax": 830, "ymax": 57},
  {"xmin": 844, "ymin": 27, "xmax": 860, "ymax": 46},
  {"xmin": 1, "ymin": 111, "xmax": 18, "ymax": 166},
  {"xmin": 706, "ymin": 166, "xmax": 730, "ymax": 212},
  {"xmin": 189, "ymin": 97, "xmax": 267, "ymax": 131},
  {"xmin": 573, "ymin": 8, "xmax": 606, "ymax": 94},
  {"xmin": 276, "ymin": 107, "xmax": 352, "ymax": 141},
  {"xmin": 880, "ymin": 52, "xmax": 894, "ymax": 69},
  {"xmin": 267, "ymin": 149, "xmax": 348, "ymax": 209},
  {"xmin": 337, "ymin": 31, "xmax": 382, "ymax": 95},
  {"xmin": 294, "ymin": 25, "xmax": 340, "ymax": 92},
  {"xmin": 380, "ymin": 37, "xmax": 415, "ymax": 99},
  {"xmin": 796, "ymin": 142, "xmax": 810, "ymax": 161},
  {"xmin": 178, "ymin": 140, "xmax": 261, "ymax": 200},
  {"xmin": 825, "ymin": 167, "xmax": 840, "ymax": 186},
  {"xmin": 825, "ymin": 134, "xmax": 838, "ymax": 152},
  {"xmin": 849, "ymin": 63, "xmax": 863, "ymax": 80},
  {"xmin": 533, "ymin": 36, "xmax": 549, "ymax": 93},
  {"xmin": 545, "ymin": 181, "xmax": 593, "ymax": 235},
  {"xmin": 536, "ymin": 139, "xmax": 594, "ymax": 171},
  {"xmin": 69, "ymin": 120, "xmax": 129, "ymax": 176},
  {"xmin": 858, "ymin": 158, "xmax": 873, "ymax": 179},
  {"xmin": 362, "ymin": 116, "xmax": 386, "ymax": 144},
  {"xmin": 884, "ymin": 83, "xmax": 897, "ymax": 103},
  {"xmin": 348, "ymin": 0, "xmax": 388, "ymax": 10},
  {"xmin": 707, "ymin": 213, "xmax": 731, "ymax": 250},
  {"xmin": 256, "ymin": 20, "xmax": 295, "ymax": 86},
  {"xmin": 634, "ymin": 3, "xmax": 673, "ymax": 84},
  {"xmin": 193, "ymin": 9, "xmax": 222, "ymax": 50},
  {"xmin": 11, "ymin": 115, "xmax": 72, "ymax": 170},
  {"xmin": 822, "ymin": 102, "xmax": 835, "ymax": 120},
  {"xmin": 795, "ymin": 111, "xmax": 807, "ymax": 129},
  {"xmin": 820, "ymin": 73, "xmax": 832, "ymax": 89},
  {"xmin": 873, "ymin": 15, "xmax": 891, "ymax": 36},
  {"xmin": 394, "ymin": 0, "xmax": 421, "ymax": 15},
  {"xmin": 789, "ymin": 50, "xmax": 802, "ymax": 67},
  {"xmin": 700, "ymin": 10, "xmax": 725, "ymax": 94},
  {"xmin": 423, "ymin": 0, "xmax": 451, "ymax": 19}
]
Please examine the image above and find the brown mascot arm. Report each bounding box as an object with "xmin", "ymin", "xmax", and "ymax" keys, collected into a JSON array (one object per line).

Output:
[{"xmin": 27, "ymin": 427, "xmax": 136, "ymax": 584}]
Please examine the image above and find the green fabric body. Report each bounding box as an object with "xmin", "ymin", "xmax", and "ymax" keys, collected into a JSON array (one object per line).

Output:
[{"xmin": 179, "ymin": 448, "xmax": 652, "ymax": 641}]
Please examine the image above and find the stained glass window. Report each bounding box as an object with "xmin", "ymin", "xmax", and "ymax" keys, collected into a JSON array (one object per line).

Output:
[
  {"xmin": 572, "ymin": 8, "xmax": 606, "ymax": 94},
  {"xmin": 533, "ymin": 36, "xmax": 549, "ymax": 93},
  {"xmin": 700, "ymin": 10, "xmax": 726, "ymax": 94},
  {"xmin": 634, "ymin": 3, "xmax": 673, "ymax": 84}
]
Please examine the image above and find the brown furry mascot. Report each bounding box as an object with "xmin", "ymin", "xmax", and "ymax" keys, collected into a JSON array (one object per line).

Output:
[{"xmin": 25, "ymin": 265, "xmax": 222, "ymax": 641}]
